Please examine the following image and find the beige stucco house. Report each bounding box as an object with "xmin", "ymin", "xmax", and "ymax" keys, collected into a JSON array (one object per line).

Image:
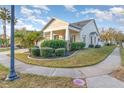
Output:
[{"xmin": 41, "ymin": 18, "xmax": 100, "ymax": 49}]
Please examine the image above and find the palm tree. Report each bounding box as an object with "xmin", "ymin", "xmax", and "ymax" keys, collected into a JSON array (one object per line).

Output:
[{"xmin": 0, "ymin": 7, "xmax": 11, "ymax": 40}]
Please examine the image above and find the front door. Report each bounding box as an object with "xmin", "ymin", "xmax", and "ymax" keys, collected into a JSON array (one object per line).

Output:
[
  {"xmin": 71, "ymin": 35, "xmax": 76, "ymax": 42},
  {"xmin": 54, "ymin": 35, "xmax": 59, "ymax": 40}
]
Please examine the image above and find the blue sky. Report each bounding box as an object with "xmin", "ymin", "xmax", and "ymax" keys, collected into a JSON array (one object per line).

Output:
[{"xmin": 0, "ymin": 5, "xmax": 124, "ymax": 35}]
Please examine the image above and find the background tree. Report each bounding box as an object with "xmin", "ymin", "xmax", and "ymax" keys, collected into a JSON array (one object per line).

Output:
[
  {"xmin": 0, "ymin": 7, "xmax": 11, "ymax": 39},
  {"xmin": 15, "ymin": 28, "xmax": 43, "ymax": 48},
  {"xmin": 0, "ymin": 7, "xmax": 18, "ymax": 47},
  {"xmin": 100, "ymin": 28, "xmax": 124, "ymax": 46}
]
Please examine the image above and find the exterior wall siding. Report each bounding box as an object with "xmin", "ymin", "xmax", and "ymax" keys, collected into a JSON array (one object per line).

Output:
[
  {"xmin": 43, "ymin": 19, "xmax": 69, "ymax": 32},
  {"xmin": 42, "ymin": 18, "xmax": 100, "ymax": 48},
  {"xmin": 80, "ymin": 20, "xmax": 99, "ymax": 47}
]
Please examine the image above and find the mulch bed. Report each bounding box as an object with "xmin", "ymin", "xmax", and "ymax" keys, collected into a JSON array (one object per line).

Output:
[{"xmin": 30, "ymin": 51, "xmax": 76, "ymax": 59}]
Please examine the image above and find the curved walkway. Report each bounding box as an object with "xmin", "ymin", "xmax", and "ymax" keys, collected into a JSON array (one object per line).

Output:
[
  {"xmin": 0, "ymin": 47, "xmax": 124, "ymax": 87},
  {"xmin": 0, "ymin": 47, "xmax": 121, "ymax": 78}
]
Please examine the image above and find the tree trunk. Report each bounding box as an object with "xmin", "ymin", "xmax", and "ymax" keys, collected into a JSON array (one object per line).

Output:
[
  {"xmin": 3, "ymin": 20, "xmax": 6, "ymax": 40},
  {"xmin": 2, "ymin": 20, "xmax": 7, "ymax": 47}
]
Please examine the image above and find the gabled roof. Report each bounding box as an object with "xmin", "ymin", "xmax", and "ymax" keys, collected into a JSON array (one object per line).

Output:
[
  {"xmin": 41, "ymin": 18, "xmax": 99, "ymax": 34},
  {"xmin": 41, "ymin": 17, "xmax": 69, "ymax": 31},
  {"xmin": 69, "ymin": 19, "xmax": 93, "ymax": 29},
  {"xmin": 41, "ymin": 18, "xmax": 55, "ymax": 31}
]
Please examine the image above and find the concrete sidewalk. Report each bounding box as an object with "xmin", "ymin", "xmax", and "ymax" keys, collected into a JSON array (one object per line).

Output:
[
  {"xmin": 86, "ymin": 75, "xmax": 124, "ymax": 88},
  {"xmin": 0, "ymin": 49, "xmax": 28, "ymax": 54},
  {"xmin": 0, "ymin": 47, "xmax": 124, "ymax": 87}
]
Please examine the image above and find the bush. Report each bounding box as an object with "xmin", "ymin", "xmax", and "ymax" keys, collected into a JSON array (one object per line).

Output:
[
  {"xmin": 71, "ymin": 42, "xmax": 85, "ymax": 51},
  {"xmin": 31, "ymin": 48, "xmax": 40, "ymax": 57},
  {"xmin": 105, "ymin": 43, "xmax": 110, "ymax": 46},
  {"xmin": 40, "ymin": 47, "xmax": 54, "ymax": 57},
  {"xmin": 55, "ymin": 48, "xmax": 66, "ymax": 57},
  {"xmin": 34, "ymin": 46, "xmax": 39, "ymax": 48},
  {"xmin": 88, "ymin": 44, "xmax": 94, "ymax": 48},
  {"xmin": 105, "ymin": 43, "xmax": 115, "ymax": 46},
  {"xmin": 41, "ymin": 40, "xmax": 67, "ymax": 49},
  {"xmin": 95, "ymin": 45, "xmax": 101, "ymax": 48}
]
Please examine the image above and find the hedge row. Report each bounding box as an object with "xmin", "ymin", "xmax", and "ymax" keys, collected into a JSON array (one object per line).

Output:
[
  {"xmin": 31, "ymin": 47, "xmax": 65, "ymax": 58},
  {"xmin": 88, "ymin": 44, "xmax": 101, "ymax": 48},
  {"xmin": 71, "ymin": 42, "xmax": 85, "ymax": 51},
  {"xmin": 40, "ymin": 47, "xmax": 54, "ymax": 57},
  {"xmin": 41, "ymin": 40, "xmax": 67, "ymax": 49},
  {"xmin": 55, "ymin": 48, "xmax": 66, "ymax": 57},
  {"xmin": 31, "ymin": 40, "xmax": 87, "ymax": 58}
]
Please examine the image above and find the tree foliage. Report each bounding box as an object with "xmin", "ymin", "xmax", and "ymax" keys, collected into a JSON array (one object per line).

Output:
[
  {"xmin": 100, "ymin": 28, "xmax": 124, "ymax": 45},
  {"xmin": 15, "ymin": 28, "xmax": 43, "ymax": 48},
  {"xmin": 0, "ymin": 7, "xmax": 11, "ymax": 39}
]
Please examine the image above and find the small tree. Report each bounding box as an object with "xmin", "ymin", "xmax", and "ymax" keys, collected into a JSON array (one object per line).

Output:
[
  {"xmin": 100, "ymin": 28, "xmax": 124, "ymax": 46},
  {"xmin": 15, "ymin": 28, "xmax": 43, "ymax": 48}
]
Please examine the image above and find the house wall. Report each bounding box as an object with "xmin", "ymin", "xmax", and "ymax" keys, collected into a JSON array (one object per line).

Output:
[
  {"xmin": 70, "ymin": 32, "xmax": 80, "ymax": 42},
  {"xmin": 42, "ymin": 18, "xmax": 100, "ymax": 48},
  {"xmin": 80, "ymin": 20, "xmax": 99, "ymax": 47},
  {"xmin": 43, "ymin": 19, "xmax": 69, "ymax": 32}
]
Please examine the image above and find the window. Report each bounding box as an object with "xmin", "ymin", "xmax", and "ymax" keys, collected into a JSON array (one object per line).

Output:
[
  {"xmin": 82, "ymin": 35, "xmax": 86, "ymax": 43},
  {"xmin": 54, "ymin": 35, "xmax": 59, "ymax": 40},
  {"xmin": 72, "ymin": 35, "xmax": 76, "ymax": 42}
]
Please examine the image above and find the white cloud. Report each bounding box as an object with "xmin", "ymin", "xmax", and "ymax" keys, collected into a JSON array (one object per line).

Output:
[
  {"xmin": 32, "ymin": 5, "xmax": 50, "ymax": 11},
  {"xmin": 15, "ymin": 19, "xmax": 36, "ymax": 30},
  {"xmin": 64, "ymin": 5, "xmax": 77, "ymax": 12},
  {"xmin": 21, "ymin": 6, "xmax": 33, "ymax": 17},
  {"xmin": 33, "ymin": 9, "xmax": 42, "ymax": 15},
  {"xmin": 32, "ymin": 17, "xmax": 47, "ymax": 25},
  {"xmin": 80, "ymin": 6, "xmax": 124, "ymax": 22},
  {"xmin": 20, "ymin": 6, "xmax": 47, "ymax": 26},
  {"xmin": 46, "ymin": 16, "xmax": 51, "ymax": 20},
  {"xmin": 81, "ymin": 8, "xmax": 112, "ymax": 21},
  {"xmin": 110, "ymin": 7, "xmax": 124, "ymax": 14}
]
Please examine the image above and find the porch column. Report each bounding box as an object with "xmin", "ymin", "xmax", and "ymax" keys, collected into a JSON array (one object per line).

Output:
[
  {"xmin": 65, "ymin": 28, "xmax": 70, "ymax": 51},
  {"xmin": 65, "ymin": 28, "xmax": 70, "ymax": 41},
  {"xmin": 50, "ymin": 31, "xmax": 53, "ymax": 40},
  {"xmin": 43, "ymin": 32, "xmax": 45, "ymax": 38}
]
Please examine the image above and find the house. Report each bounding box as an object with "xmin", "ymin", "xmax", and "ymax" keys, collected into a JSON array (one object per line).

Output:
[
  {"xmin": 41, "ymin": 18, "xmax": 100, "ymax": 49},
  {"xmin": 0, "ymin": 34, "xmax": 10, "ymax": 39},
  {"xmin": 0, "ymin": 34, "xmax": 10, "ymax": 47}
]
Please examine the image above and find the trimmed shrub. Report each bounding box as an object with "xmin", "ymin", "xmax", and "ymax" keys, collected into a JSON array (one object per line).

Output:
[
  {"xmin": 55, "ymin": 48, "xmax": 66, "ymax": 57},
  {"xmin": 105, "ymin": 43, "xmax": 110, "ymax": 46},
  {"xmin": 41, "ymin": 40, "xmax": 67, "ymax": 49},
  {"xmin": 88, "ymin": 44, "xmax": 94, "ymax": 48},
  {"xmin": 34, "ymin": 46, "xmax": 39, "ymax": 48},
  {"xmin": 95, "ymin": 45, "xmax": 101, "ymax": 48},
  {"xmin": 31, "ymin": 48, "xmax": 40, "ymax": 57},
  {"xmin": 105, "ymin": 43, "xmax": 115, "ymax": 46},
  {"xmin": 71, "ymin": 42, "xmax": 85, "ymax": 51},
  {"xmin": 40, "ymin": 47, "xmax": 54, "ymax": 57}
]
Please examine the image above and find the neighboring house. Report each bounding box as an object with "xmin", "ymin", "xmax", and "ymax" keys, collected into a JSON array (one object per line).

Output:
[
  {"xmin": 41, "ymin": 18, "xmax": 100, "ymax": 49},
  {"xmin": 0, "ymin": 34, "xmax": 10, "ymax": 39},
  {"xmin": 0, "ymin": 34, "xmax": 10, "ymax": 47}
]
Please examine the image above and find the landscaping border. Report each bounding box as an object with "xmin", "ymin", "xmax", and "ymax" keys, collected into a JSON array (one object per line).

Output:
[
  {"xmin": 14, "ymin": 46, "xmax": 116, "ymax": 68},
  {"xmin": 28, "ymin": 50, "xmax": 80, "ymax": 61}
]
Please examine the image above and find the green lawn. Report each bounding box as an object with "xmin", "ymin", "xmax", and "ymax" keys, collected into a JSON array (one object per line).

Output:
[
  {"xmin": 0, "ymin": 64, "xmax": 84, "ymax": 88},
  {"xmin": 15, "ymin": 46, "xmax": 115, "ymax": 68}
]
